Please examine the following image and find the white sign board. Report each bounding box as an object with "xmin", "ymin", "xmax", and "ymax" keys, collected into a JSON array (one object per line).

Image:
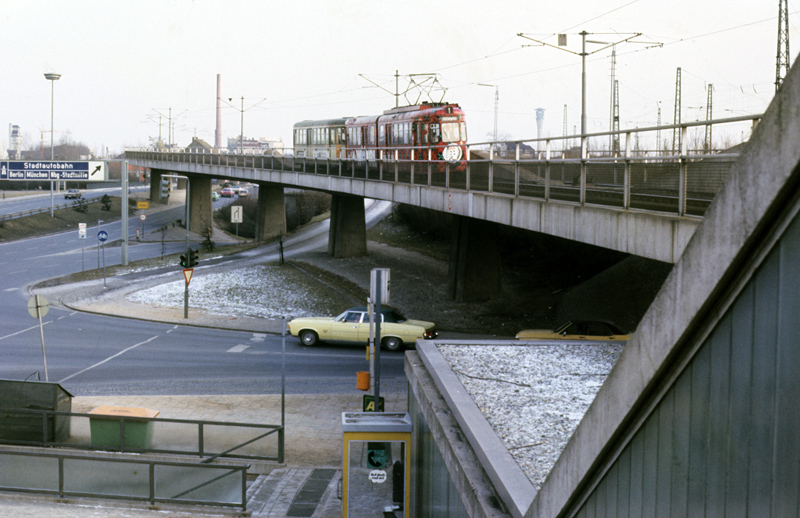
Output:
[
  {"xmin": 231, "ymin": 205, "xmax": 243, "ymax": 224},
  {"xmin": 78, "ymin": 223, "xmax": 87, "ymax": 239},
  {"xmin": 368, "ymin": 470, "xmax": 387, "ymax": 484}
]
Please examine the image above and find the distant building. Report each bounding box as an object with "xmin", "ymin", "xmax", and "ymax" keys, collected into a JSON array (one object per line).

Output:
[
  {"xmin": 7, "ymin": 124, "xmax": 21, "ymax": 159},
  {"xmin": 227, "ymin": 136, "xmax": 284, "ymax": 155},
  {"xmin": 185, "ymin": 137, "xmax": 213, "ymax": 153}
]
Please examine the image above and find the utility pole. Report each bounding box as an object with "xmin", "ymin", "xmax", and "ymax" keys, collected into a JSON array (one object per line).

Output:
[
  {"xmin": 704, "ymin": 85, "xmax": 714, "ymax": 152},
  {"xmin": 656, "ymin": 102, "xmax": 662, "ymax": 154},
  {"xmin": 562, "ymin": 104, "xmax": 568, "ymax": 153},
  {"xmin": 611, "ymin": 80, "xmax": 620, "ymax": 155},
  {"xmin": 477, "ymin": 83, "xmax": 499, "ymax": 143},
  {"xmin": 609, "ymin": 46, "xmax": 617, "ymax": 154},
  {"xmin": 777, "ymin": 0, "xmax": 790, "ymax": 91},
  {"xmin": 518, "ymin": 31, "xmax": 659, "ymax": 139},
  {"xmin": 672, "ymin": 67, "xmax": 682, "ymax": 155}
]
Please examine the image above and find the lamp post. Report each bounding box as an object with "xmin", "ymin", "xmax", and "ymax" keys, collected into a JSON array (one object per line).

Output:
[{"xmin": 44, "ymin": 72, "xmax": 61, "ymax": 217}]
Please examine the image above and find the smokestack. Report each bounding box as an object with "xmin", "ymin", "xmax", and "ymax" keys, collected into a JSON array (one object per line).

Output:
[{"xmin": 215, "ymin": 74, "xmax": 222, "ymax": 150}]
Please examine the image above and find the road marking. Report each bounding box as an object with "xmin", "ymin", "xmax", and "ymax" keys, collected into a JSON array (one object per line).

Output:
[
  {"xmin": 227, "ymin": 344, "xmax": 250, "ymax": 353},
  {"xmin": 3, "ymin": 288, "xmax": 17, "ymax": 292},
  {"xmin": 0, "ymin": 322, "xmax": 51, "ymax": 341},
  {"xmin": 249, "ymin": 333, "xmax": 266, "ymax": 342},
  {"xmin": 59, "ymin": 335, "xmax": 160, "ymax": 383}
]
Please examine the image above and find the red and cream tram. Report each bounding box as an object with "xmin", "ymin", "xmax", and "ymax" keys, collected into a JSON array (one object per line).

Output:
[{"xmin": 293, "ymin": 102, "xmax": 467, "ymax": 168}]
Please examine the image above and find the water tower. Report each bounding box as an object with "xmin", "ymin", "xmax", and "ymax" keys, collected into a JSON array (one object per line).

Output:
[{"xmin": 535, "ymin": 108, "xmax": 545, "ymax": 153}]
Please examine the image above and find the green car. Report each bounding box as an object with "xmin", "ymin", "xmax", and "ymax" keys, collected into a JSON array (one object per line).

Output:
[{"xmin": 288, "ymin": 307, "xmax": 437, "ymax": 351}]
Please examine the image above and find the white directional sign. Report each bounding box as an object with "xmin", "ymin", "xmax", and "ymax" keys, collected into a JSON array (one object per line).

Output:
[
  {"xmin": 0, "ymin": 161, "xmax": 106, "ymax": 182},
  {"xmin": 231, "ymin": 205, "xmax": 243, "ymax": 224}
]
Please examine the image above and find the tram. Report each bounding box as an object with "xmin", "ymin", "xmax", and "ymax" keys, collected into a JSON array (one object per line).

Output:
[{"xmin": 293, "ymin": 102, "xmax": 467, "ymax": 169}]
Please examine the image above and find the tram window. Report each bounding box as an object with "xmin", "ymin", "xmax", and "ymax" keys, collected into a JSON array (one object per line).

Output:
[
  {"xmin": 368, "ymin": 126, "xmax": 376, "ymax": 147},
  {"xmin": 379, "ymin": 124, "xmax": 386, "ymax": 146},
  {"xmin": 404, "ymin": 122, "xmax": 411, "ymax": 145},
  {"xmin": 430, "ymin": 123, "xmax": 441, "ymax": 143},
  {"xmin": 338, "ymin": 128, "xmax": 346, "ymax": 145},
  {"xmin": 441, "ymin": 122, "xmax": 461, "ymax": 143},
  {"xmin": 461, "ymin": 122, "xmax": 467, "ymax": 142}
]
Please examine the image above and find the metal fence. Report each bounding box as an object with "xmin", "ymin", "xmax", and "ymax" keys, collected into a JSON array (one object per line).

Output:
[
  {"xmin": 0, "ymin": 449, "xmax": 249, "ymax": 510},
  {"xmin": 126, "ymin": 114, "xmax": 761, "ymax": 220},
  {"xmin": 0, "ymin": 407, "xmax": 283, "ymax": 463}
]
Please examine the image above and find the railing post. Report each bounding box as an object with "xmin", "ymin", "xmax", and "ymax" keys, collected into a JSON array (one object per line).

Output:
[
  {"xmin": 624, "ymin": 132, "xmax": 631, "ymax": 211},
  {"xmin": 199, "ymin": 422, "xmax": 204, "ymax": 457},
  {"xmin": 394, "ymin": 148, "xmax": 399, "ymax": 183},
  {"xmin": 410, "ymin": 148, "xmax": 415, "ymax": 184},
  {"xmin": 149, "ymin": 463, "xmax": 156, "ymax": 505},
  {"xmin": 580, "ymin": 134, "xmax": 587, "ymax": 205},
  {"xmin": 678, "ymin": 125, "xmax": 689, "ymax": 216},
  {"xmin": 58, "ymin": 456, "xmax": 65, "ymax": 498},
  {"xmin": 427, "ymin": 148, "xmax": 432, "ymax": 186},
  {"xmin": 515, "ymin": 142, "xmax": 521, "ymax": 197},
  {"xmin": 543, "ymin": 140, "xmax": 550, "ymax": 201}
]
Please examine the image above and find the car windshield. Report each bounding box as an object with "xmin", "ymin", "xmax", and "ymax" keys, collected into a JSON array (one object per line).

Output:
[{"xmin": 441, "ymin": 122, "xmax": 463, "ymax": 143}]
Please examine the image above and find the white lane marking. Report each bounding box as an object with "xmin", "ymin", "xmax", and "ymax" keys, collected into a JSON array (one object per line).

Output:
[
  {"xmin": 249, "ymin": 333, "xmax": 266, "ymax": 342},
  {"xmin": 3, "ymin": 288, "xmax": 17, "ymax": 292},
  {"xmin": 166, "ymin": 325, "xmax": 179, "ymax": 334},
  {"xmin": 0, "ymin": 322, "xmax": 51, "ymax": 341},
  {"xmin": 227, "ymin": 344, "xmax": 250, "ymax": 353},
  {"xmin": 59, "ymin": 335, "xmax": 160, "ymax": 384}
]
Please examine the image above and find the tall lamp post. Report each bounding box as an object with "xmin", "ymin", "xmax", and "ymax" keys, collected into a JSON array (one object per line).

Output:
[{"xmin": 44, "ymin": 72, "xmax": 61, "ymax": 217}]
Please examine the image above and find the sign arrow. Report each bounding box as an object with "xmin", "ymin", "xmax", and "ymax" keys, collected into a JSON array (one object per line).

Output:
[{"xmin": 91, "ymin": 165, "xmax": 101, "ymax": 177}]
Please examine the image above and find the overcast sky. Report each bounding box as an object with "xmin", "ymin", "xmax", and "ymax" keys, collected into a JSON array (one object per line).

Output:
[{"xmin": 2, "ymin": 0, "xmax": 796, "ymax": 156}]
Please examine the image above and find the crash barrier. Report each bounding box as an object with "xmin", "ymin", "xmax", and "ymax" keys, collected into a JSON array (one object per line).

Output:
[{"xmin": 0, "ymin": 449, "xmax": 249, "ymax": 510}]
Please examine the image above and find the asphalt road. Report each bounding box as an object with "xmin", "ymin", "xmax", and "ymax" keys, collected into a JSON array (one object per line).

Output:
[{"xmin": 0, "ymin": 195, "xmax": 406, "ymax": 397}]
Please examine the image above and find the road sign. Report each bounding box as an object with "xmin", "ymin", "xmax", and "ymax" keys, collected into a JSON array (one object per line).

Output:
[
  {"xmin": 183, "ymin": 268, "xmax": 193, "ymax": 286},
  {"xmin": 137, "ymin": 201, "xmax": 150, "ymax": 210},
  {"xmin": 139, "ymin": 214, "xmax": 146, "ymax": 221},
  {"xmin": 362, "ymin": 395, "xmax": 385, "ymax": 412},
  {"xmin": 97, "ymin": 230, "xmax": 108, "ymax": 242},
  {"xmin": 368, "ymin": 470, "xmax": 387, "ymax": 484},
  {"xmin": 231, "ymin": 205, "xmax": 243, "ymax": 223},
  {"xmin": 27, "ymin": 295, "xmax": 49, "ymax": 319},
  {"xmin": 78, "ymin": 223, "xmax": 87, "ymax": 239},
  {"xmin": 0, "ymin": 160, "xmax": 106, "ymax": 182}
]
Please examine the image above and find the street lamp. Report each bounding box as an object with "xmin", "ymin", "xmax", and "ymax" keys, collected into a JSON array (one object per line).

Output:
[{"xmin": 44, "ymin": 72, "xmax": 61, "ymax": 217}]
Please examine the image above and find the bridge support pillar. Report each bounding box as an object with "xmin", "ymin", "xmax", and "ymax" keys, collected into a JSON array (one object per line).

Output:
[
  {"xmin": 255, "ymin": 183, "xmax": 286, "ymax": 242},
  {"xmin": 448, "ymin": 216, "xmax": 501, "ymax": 302},
  {"xmin": 328, "ymin": 194, "xmax": 367, "ymax": 257},
  {"xmin": 150, "ymin": 169, "xmax": 171, "ymax": 204},
  {"xmin": 188, "ymin": 176, "xmax": 212, "ymax": 237}
]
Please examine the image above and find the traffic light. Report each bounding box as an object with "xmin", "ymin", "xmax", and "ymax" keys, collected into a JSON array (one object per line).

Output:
[
  {"xmin": 189, "ymin": 248, "xmax": 199, "ymax": 267},
  {"xmin": 160, "ymin": 179, "xmax": 170, "ymax": 199},
  {"xmin": 179, "ymin": 252, "xmax": 189, "ymax": 268}
]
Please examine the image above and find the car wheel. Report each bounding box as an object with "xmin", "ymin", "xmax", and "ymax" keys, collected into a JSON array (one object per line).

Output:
[
  {"xmin": 299, "ymin": 330, "xmax": 319, "ymax": 346},
  {"xmin": 382, "ymin": 336, "xmax": 403, "ymax": 352}
]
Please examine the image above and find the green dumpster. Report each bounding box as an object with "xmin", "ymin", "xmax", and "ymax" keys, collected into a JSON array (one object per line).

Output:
[{"xmin": 89, "ymin": 406, "xmax": 159, "ymax": 450}]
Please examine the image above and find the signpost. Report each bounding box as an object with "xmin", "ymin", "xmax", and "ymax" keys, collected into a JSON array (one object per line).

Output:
[
  {"xmin": 78, "ymin": 223, "xmax": 86, "ymax": 271},
  {"xmin": 231, "ymin": 205, "xmax": 242, "ymax": 236},
  {"xmin": 27, "ymin": 295, "xmax": 50, "ymax": 382},
  {"xmin": 97, "ymin": 230, "xmax": 108, "ymax": 287}
]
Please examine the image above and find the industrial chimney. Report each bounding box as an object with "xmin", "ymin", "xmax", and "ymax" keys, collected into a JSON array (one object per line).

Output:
[{"xmin": 215, "ymin": 74, "xmax": 222, "ymax": 150}]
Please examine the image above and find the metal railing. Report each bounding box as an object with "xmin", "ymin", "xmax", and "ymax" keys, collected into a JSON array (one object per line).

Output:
[
  {"xmin": 0, "ymin": 407, "xmax": 284, "ymax": 463},
  {"xmin": 126, "ymin": 114, "xmax": 761, "ymax": 219},
  {"xmin": 0, "ymin": 197, "xmax": 102, "ymax": 222},
  {"xmin": 0, "ymin": 449, "xmax": 249, "ymax": 510}
]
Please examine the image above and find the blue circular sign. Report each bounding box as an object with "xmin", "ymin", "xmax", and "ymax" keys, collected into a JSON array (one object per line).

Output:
[{"xmin": 97, "ymin": 230, "xmax": 109, "ymax": 242}]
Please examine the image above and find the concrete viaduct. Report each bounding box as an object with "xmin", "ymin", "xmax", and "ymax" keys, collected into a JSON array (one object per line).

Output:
[{"xmin": 127, "ymin": 119, "xmax": 753, "ymax": 301}]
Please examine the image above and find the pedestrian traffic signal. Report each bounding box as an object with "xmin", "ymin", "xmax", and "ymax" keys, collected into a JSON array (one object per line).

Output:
[
  {"xmin": 189, "ymin": 248, "xmax": 199, "ymax": 267},
  {"xmin": 160, "ymin": 179, "xmax": 170, "ymax": 199},
  {"xmin": 179, "ymin": 252, "xmax": 189, "ymax": 268}
]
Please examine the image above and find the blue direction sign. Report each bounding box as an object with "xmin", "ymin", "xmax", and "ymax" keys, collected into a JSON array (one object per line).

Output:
[
  {"xmin": 0, "ymin": 161, "xmax": 106, "ymax": 182},
  {"xmin": 97, "ymin": 230, "xmax": 109, "ymax": 242}
]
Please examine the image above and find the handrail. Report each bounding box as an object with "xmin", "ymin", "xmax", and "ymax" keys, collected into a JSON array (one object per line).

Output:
[
  {"xmin": 0, "ymin": 448, "xmax": 249, "ymax": 510},
  {"xmin": 0, "ymin": 407, "xmax": 284, "ymax": 463}
]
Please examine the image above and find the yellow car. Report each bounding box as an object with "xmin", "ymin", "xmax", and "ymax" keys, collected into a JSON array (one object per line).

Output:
[
  {"xmin": 516, "ymin": 320, "xmax": 630, "ymax": 341},
  {"xmin": 288, "ymin": 307, "xmax": 437, "ymax": 351}
]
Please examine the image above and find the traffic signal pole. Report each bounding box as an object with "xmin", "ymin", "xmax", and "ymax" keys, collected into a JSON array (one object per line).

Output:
[{"xmin": 163, "ymin": 174, "xmax": 191, "ymax": 318}]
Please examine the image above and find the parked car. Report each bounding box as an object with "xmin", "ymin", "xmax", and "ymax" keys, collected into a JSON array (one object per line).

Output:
[
  {"xmin": 220, "ymin": 187, "xmax": 235, "ymax": 198},
  {"xmin": 65, "ymin": 189, "xmax": 82, "ymax": 199},
  {"xmin": 211, "ymin": 191, "xmax": 220, "ymax": 201},
  {"xmin": 516, "ymin": 320, "xmax": 630, "ymax": 341},
  {"xmin": 237, "ymin": 188, "xmax": 249, "ymax": 197},
  {"xmin": 288, "ymin": 307, "xmax": 438, "ymax": 351}
]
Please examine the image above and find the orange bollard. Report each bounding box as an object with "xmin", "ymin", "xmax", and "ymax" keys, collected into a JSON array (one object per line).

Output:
[{"xmin": 356, "ymin": 371, "xmax": 370, "ymax": 391}]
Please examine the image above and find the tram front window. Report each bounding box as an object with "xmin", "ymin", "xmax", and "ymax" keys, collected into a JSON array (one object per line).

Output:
[{"xmin": 441, "ymin": 122, "xmax": 463, "ymax": 142}]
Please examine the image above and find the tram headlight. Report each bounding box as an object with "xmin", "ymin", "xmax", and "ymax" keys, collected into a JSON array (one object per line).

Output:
[{"xmin": 443, "ymin": 144, "xmax": 462, "ymax": 162}]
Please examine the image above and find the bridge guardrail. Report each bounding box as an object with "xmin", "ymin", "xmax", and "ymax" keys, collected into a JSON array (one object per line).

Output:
[{"xmin": 126, "ymin": 114, "xmax": 761, "ymax": 219}]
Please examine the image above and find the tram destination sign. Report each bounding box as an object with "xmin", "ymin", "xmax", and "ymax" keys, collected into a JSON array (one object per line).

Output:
[{"xmin": 0, "ymin": 161, "xmax": 107, "ymax": 182}]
